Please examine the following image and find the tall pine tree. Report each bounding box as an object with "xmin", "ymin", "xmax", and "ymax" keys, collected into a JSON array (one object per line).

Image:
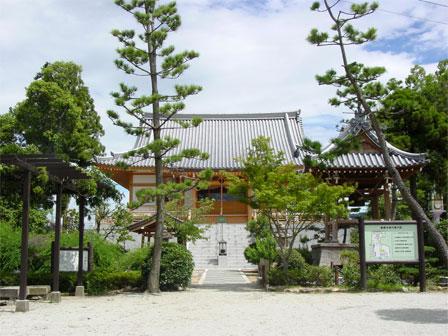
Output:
[
  {"xmin": 307, "ymin": 1, "xmax": 448, "ymax": 266},
  {"xmin": 109, "ymin": 0, "xmax": 210, "ymax": 292}
]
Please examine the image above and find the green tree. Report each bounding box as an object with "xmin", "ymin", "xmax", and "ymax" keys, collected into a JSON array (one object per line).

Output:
[
  {"xmin": 1, "ymin": 62, "xmax": 118, "ymax": 233},
  {"xmin": 109, "ymin": 0, "xmax": 210, "ymax": 292},
  {"xmin": 103, "ymin": 205, "xmax": 134, "ymax": 246},
  {"xmin": 228, "ymin": 137, "xmax": 353, "ymax": 271},
  {"xmin": 14, "ymin": 61, "xmax": 104, "ymax": 165},
  {"xmin": 307, "ymin": 1, "xmax": 448, "ymax": 266},
  {"xmin": 164, "ymin": 198, "xmax": 214, "ymax": 246},
  {"xmin": 244, "ymin": 216, "xmax": 278, "ymax": 265},
  {"xmin": 379, "ymin": 61, "xmax": 448, "ymax": 210}
]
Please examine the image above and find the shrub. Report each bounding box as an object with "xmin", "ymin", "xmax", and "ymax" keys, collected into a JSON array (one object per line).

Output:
[
  {"xmin": 304, "ymin": 265, "xmax": 333, "ymax": 287},
  {"xmin": 340, "ymin": 249, "xmax": 360, "ymax": 288},
  {"xmin": 244, "ymin": 236, "xmax": 277, "ymax": 265},
  {"xmin": 368, "ymin": 265, "xmax": 401, "ymax": 289},
  {"xmin": 296, "ymin": 248, "xmax": 313, "ymax": 265},
  {"xmin": 268, "ymin": 268, "xmax": 302, "ymax": 286},
  {"xmin": 0, "ymin": 224, "xmax": 21, "ymax": 273},
  {"xmin": 86, "ymin": 271, "xmax": 141, "ymax": 295},
  {"xmin": 0, "ymin": 272, "xmax": 77, "ymax": 292},
  {"xmin": 117, "ymin": 247, "xmax": 150, "ymax": 271},
  {"xmin": 142, "ymin": 242, "xmax": 194, "ymax": 291},
  {"xmin": 276, "ymin": 249, "xmax": 306, "ymax": 271},
  {"xmin": 244, "ymin": 243, "xmax": 259, "ymax": 265}
]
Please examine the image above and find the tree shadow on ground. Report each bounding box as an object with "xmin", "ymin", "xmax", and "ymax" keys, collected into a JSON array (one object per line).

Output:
[{"xmin": 376, "ymin": 309, "xmax": 448, "ymax": 324}]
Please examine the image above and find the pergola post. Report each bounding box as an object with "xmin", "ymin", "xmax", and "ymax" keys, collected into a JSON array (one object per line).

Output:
[
  {"xmin": 50, "ymin": 183, "xmax": 63, "ymax": 303},
  {"xmin": 75, "ymin": 196, "xmax": 85, "ymax": 297},
  {"xmin": 16, "ymin": 171, "xmax": 31, "ymax": 312}
]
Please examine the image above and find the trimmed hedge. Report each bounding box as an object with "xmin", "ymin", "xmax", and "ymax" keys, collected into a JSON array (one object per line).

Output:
[
  {"xmin": 86, "ymin": 271, "xmax": 142, "ymax": 295},
  {"xmin": 268, "ymin": 264, "xmax": 333, "ymax": 287},
  {"xmin": 0, "ymin": 272, "xmax": 77, "ymax": 292},
  {"xmin": 142, "ymin": 242, "xmax": 194, "ymax": 291}
]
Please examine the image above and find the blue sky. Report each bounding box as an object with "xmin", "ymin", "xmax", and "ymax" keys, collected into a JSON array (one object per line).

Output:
[{"xmin": 0, "ymin": 0, "xmax": 446, "ymax": 153}]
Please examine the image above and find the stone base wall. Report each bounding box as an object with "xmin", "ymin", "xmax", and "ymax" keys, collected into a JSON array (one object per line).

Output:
[{"xmin": 187, "ymin": 224, "xmax": 256, "ymax": 269}]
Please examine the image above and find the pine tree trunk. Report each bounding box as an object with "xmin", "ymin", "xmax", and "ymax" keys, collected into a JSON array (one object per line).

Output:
[
  {"xmin": 147, "ymin": 20, "xmax": 164, "ymax": 293},
  {"xmin": 326, "ymin": 1, "xmax": 448, "ymax": 266},
  {"xmin": 369, "ymin": 115, "xmax": 448, "ymax": 266},
  {"xmin": 391, "ymin": 185, "xmax": 397, "ymax": 220}
]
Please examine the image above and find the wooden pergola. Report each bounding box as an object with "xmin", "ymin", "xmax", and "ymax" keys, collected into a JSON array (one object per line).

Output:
[
  {"xmin": 128, "ymin": 213, "xmax": 183, "ymax": 246},
  {"xmin": 1, "ymin": 154, "xmax": 91, "ymax": 311}
]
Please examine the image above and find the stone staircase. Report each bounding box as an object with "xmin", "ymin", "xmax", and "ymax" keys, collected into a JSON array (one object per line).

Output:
[{"xmin": 187, "ymin": 224, "xmax": 256, "ymax": 270}]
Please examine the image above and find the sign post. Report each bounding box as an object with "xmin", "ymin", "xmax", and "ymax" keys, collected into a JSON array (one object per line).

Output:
[{"xmin": 358, "ymin": 219, "xmax": 426, "ymax": 292}]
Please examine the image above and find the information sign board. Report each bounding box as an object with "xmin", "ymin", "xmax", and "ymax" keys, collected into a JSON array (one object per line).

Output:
[
  {"xmin": 365, "ymin": 222, "xmax": 418, "ymax": 263},
  {"xmin": 59, "ymin": 249, "xmax": 89, "ymax": 272}
]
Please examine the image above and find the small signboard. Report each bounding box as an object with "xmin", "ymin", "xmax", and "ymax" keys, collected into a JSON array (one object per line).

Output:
[
  {"xmin": 358, "ymin": 219, "xmax": 426, "ymax": 292},
  {"xmin": 365, "ymin": 222, "xmax": 418, "ymax": 263},
  {"xmin": 59, "ymin": 249, "xmax": 89, "ymax": 272}
]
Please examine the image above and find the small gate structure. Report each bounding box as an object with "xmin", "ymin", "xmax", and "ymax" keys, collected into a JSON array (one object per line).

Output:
[
  {"xmin": 1, "ymin": 154, "xmax": 94, "ymax": 311},
  {"xmin": 358, "ymin": 218, "xmax": 426, "ymax": 292}
]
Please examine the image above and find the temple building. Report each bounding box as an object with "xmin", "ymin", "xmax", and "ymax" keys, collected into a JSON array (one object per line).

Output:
[{"xmin": 97, "ymin": 111, "xmax": 426, "ymax": 269}]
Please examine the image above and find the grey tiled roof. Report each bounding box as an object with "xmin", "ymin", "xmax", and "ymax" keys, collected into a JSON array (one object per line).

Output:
[
  {"xmin": 328, "ymin": 152, "xmax": 424, "ymax": 169},
  {"xmin": 98, "ymin": 112, "xmax": 305, "ymax": 170},
  {"xmin": 320, "ymin": 117, "xmax": 426, "ymax": 169}
]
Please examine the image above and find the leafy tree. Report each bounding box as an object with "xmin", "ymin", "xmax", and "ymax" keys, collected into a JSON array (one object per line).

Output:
[
  {"xmin": 379, "ymin": 61, "xmax": 448, "ymax": 210},
  {"xmin": 62, "ymin": 208, "xmax": 80, "ymax": 232},
  {"xmin": 164, "ymin": 198, "xmax": 214, "ymax": 246},
  {"xmin": 1, "ymin": 62, "xmax": 118, "ymax": 233},
  {"xmin": 244, "ymin": 216, "xmax": 277, "ymax": 265},
  {"xmin": 14, "ymin": 61, "xmax": 104, "ymax": 165},
  {"xmin": 103, "ymin": 205, "xmax": 134, "ymax": 246},
  {"xmin": 109, "ymin": 0, "xmax": 211, "ymax": 292},
  {"xmin": 307, "ymin": 1, "xmax": 448, "ymax": 266},
  {"xmin": 228, "ymin": 137, "xmax": 353, "ymax": 271},
  {"xmin": 95, "ymin": 202, "xmax": 114, "ymax": 234}
]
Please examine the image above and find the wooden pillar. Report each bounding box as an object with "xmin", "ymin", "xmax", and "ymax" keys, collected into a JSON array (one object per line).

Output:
[
  {"xmin": 19, "ymin": 171, "xmax": 31, "ymax": 301},
  {"xmin": 77, "ymin": 196, "xmax": 85, "ymax": 286},
  {"xmin": 141, "ymin": 234, "xmax": 145, "ymax": 248},
  {"xmin": 371, "ymin": 196, "xmax": 380, "ymax": 219},
  {"xmin": 52, "ymin": 184, "xmax": 63, "ymax": 292},
  {"xmin": 417, "ymin": 219, "xmax": 426, "ymax": 292},
  {"xmin": 384, "ymin": 184, "xmax": 392, "ymax": 220},
  {"xmin": 358, "ymin": 218, "xmax": 367, "ymax": 290}
]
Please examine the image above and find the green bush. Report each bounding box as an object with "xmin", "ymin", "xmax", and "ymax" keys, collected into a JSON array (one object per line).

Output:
[
  {"xmin": 244, "ymin": 243, "xmax": 259, "ymax": 265},
  {"xmin": 368, "ymin": 265, "xmax": 401, "ymax": 289},
  {"xmin": 340, "ymin": 249, "xmax": 360, "ymax": 288},
  {"xmin": 86, "ymin": 271, "xmax": 142, "ymax": 295},
  {"xmin": 0, "ymin": 272, "xmax": 77, "ymax": 292},
  {"xmin": 276, "ymin": 249, "xmax": 306, "ymax": 271},
  {"xmin": 117, "ymin": 247, "xmax": 150, "ymax": 271},
  {"xmin": 0, "ymin": 224, "xmax": 21, "ymax": 273},
  {"xmin": 268, "ymin": 268, "xmax": 302, "ymax": 286},
  {"xmin": 268, "ymin": 264, "xmax": 333, "ymax": 287},
  {"xmin": 296, "ymin": 248, "xmax": 313, "ymax": 265},
  {"xmin": 142, "ymin": 242, "xmax": 194, "ymax": 291},
  {"xmin": 244, "ymin": 236, "xmax": 277, "ymax": 265},
  {"xmin": 304, "ymin": 265, "xmax": 333, "ymax": 287}
]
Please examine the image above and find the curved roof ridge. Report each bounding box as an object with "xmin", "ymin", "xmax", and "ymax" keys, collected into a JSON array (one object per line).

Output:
[{"xmin": 143, "ymin": 111, "xmax": 301, "ymax": 120}]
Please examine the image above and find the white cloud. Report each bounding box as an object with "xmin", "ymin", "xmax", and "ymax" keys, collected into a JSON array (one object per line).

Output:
[{"xmin": 0, "ymin": 0, "xmax": 446, "ymax": 154}]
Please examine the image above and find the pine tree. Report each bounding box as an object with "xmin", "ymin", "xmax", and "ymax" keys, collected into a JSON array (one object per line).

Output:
[
  {"xmin": 109, "ymin": 0, "xmax": 210, "ymax": 292},
  {"xmin": 307, "ymin": 1, "xmax": 448, "ymax": 266}
]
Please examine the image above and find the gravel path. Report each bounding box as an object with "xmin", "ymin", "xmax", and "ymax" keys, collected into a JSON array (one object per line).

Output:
[{"xmin": 1, "ymin": 289, "xmax": 447, "ymax": 336}]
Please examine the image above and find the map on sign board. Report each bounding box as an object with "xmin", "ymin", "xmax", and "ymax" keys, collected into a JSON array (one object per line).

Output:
[
  {"xmin": 59, "ymin": 250, "xmax": 89, "ymax": 272},
  {"xmin": 365, "ymin": 223, "xmax": 418, "ymax": 263}
]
